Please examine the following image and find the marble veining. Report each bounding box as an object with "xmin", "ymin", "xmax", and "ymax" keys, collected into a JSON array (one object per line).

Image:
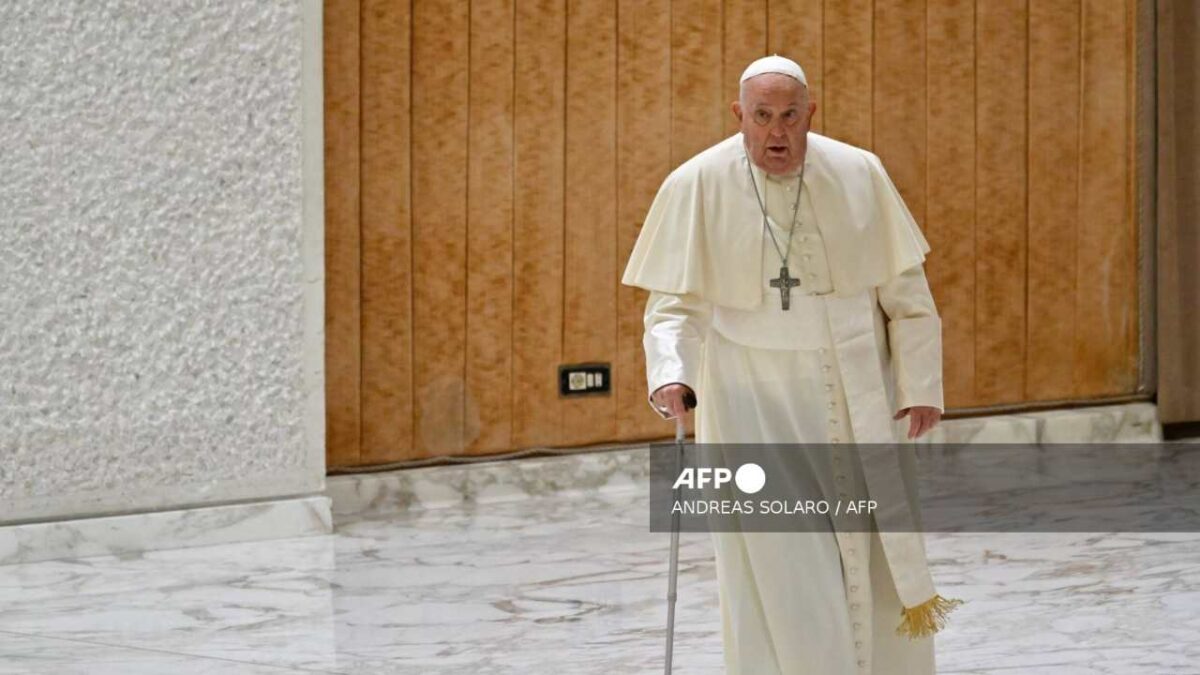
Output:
[{"xmin": 1, "ymin": 472, "xmax": 1199, "ymax": 673}]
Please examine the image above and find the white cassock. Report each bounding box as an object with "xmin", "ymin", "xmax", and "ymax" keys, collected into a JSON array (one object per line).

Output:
[{"xmin": 622, "ymin": 131, "xmax": 963, "ymax": 674}]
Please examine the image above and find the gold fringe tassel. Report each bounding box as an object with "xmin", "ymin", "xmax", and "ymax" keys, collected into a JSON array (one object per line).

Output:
[{"xmin": 895, "ymin": 594, "xmax": 965, "ymax": 640}]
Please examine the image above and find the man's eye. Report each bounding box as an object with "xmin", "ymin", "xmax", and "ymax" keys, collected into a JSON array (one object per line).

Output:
[{"xmin": 755, "ymin": 110, "xmax": 770, "ymax": 122}]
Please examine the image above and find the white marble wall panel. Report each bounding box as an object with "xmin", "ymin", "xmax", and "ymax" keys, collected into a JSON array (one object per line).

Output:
[
  {"xmin": 0, "ymin": 495, "xmax": 331, "ymax": 566},
  {"xmin": 0, "ymin": 0, "xmax": 327, "ymax": 534}
]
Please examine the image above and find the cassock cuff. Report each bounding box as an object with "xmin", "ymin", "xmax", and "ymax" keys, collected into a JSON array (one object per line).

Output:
[
  {"xmin": 644, "ymin": 339, "xmax": 702, "ymax": 420},
  {"xmin": 645, "ymin": 366, "xmax": 701, "ymax": 420},
  {"xmin": 888, "ymin": 315, "xmax": 945, "ymax": 414}
]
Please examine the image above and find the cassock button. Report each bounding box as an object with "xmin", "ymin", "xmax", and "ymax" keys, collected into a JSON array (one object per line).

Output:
[
  {"xmin": 827, "ymin": 401, "xmax": 836, "ymax": 409},
  {"xmin": 853, "ymin": 622, "xmax": 862, "ymax": 630},
  {"xmin": 855, "ymin": 640, "xmax": 863, "ymax": 649},
  {"xmin": 850, "ymin": 585, "xmax": 858, "ymax": 592},
  {"xmin": 829, "ymin": 418, "xmax": 839, "ymax": 425},
  {"xmin": 837, "ymin": 474, "xmax": 847, "ymax": 481},
  {"xmin": 831, "ymin": 438, "xmax": 840, "ymax": 443},
  {"xmin": 858, "ymin": 659, "xmax": 866, "ymax": 667},
  {"xmin": 851, "ymin": 603, "xmax": 860, "ymax": 610},
  {"xmin": 822, "ymin": 365, "xmax": 832, "ymax": 372},
  {"xmin": 825, "ymin": 384, "xmax": 834, "ymax": 391}
]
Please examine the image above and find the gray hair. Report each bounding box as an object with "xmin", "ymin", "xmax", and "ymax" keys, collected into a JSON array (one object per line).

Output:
[{"xmin": 738, "ymin": 74, "xmax": 810, "ymax": 107}]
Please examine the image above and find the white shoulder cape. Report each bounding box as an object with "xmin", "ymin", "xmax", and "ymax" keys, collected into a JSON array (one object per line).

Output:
[{"xmin": 621, "ymin": 132, "xmax": 931, "ymax": 309}]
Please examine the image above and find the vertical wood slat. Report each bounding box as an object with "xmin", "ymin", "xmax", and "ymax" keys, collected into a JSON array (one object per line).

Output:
[
  {"xmin": 767, "ymin": 0, "xmax": 824, "ymax": 132},
  {"xmin": 724, "ymin": 0, "xmax": 767, "ymax": 137},
  {"xmin": 671, "ymin": 0, "xmax": 725, "ymax": 165},
  {"xmin": 1026, "ymin": 0, "xmax": 1079, "ymax": 401},
  {"xmin": 1157, "ymin": 0, "xmax": 1200, "ymax": 423},
  {"xmin": 512, "ymin": 0, "xmax": 566, "ymax": 448},
  {"xmin": 360, "ymin": 0, "xmax": 413, "ymax": 464},
  {"xmin": 562, "ymin": 0, "xmax": 618, "ymax": 445},
  {"xmin": 412, "ymin": 0, "xmax": 469, "ymax": 456},
  {"xmin": 466, "ymin": 0, "xmax": 516, "ymax": 454},
  {"xmin": 1077, "ymin": 0, "xmax": 1138, "ymax": 395},
  {"xmin": 667, "ymin": 0, "xmax": 723, "ymax": 441},
  {"xmin": 974, "ymin": 0, "xmax": 1027, "ymax": 404},
  {"xmin": 823, "ymin": 0, "xmax": 872, "ymax": 148},
  {"xmin": 323, "ymin": 0, "xmax": 362, "ymax": 467},
  {"xmin": 615, "ymin": 0, "xmax": 673, "ymax": 442},
  {"xmin": 873, "ymin": 0, "xmax": 927, "ymax": 224},
  {"xmin": 926, "ymin": 0, "xmax": 976, "ymax": 407}
]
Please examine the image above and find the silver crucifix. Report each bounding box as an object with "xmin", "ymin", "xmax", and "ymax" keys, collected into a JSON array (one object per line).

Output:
[{"xmin": 770, "ymin": 265, "xmax": 801, "ymax": 310}]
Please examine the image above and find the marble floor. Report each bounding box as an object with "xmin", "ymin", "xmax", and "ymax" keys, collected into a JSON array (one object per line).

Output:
[{"xmin": 2, "ymin": 486, "xmax": 1199, "ymax": 674}]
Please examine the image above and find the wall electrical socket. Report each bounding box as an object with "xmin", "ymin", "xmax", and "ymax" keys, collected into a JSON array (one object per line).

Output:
[{"xmin": 558, "ymin": 363, "xmax": 611, "ymax": 397}]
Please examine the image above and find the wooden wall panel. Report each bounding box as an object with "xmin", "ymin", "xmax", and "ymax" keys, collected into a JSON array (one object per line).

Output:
[
  {"xmin": 671, "ymin": 0, "xmax": 725, "ymax": 165},
  {"xmin": 768, "ymin": 0, "xmax": 823, "ymax": 133},
  {"xmin": 1077, "ymin": 0, "xmax": 1138, "ymax": 395},
  {"xmin": 466, "ymin": 0, "xmax": 515, "ymax": 454},
  {"xmin": 926, "ymin": 0, "xmax": 977, "ymax": 408},
  {"xmin": 512, "ymin": 0, "xmax": 566, "ymax": 449},
  {"xmin": 873, "ymin": 0, "xmax": 927, "ymax": 225},
  {"xmin": 361, "ymin": 0, "xmax": 413, "ymax": 464},
  {"xmin": 1158, "ymin": 0, "xmax": 1200, "ymax": 423},
  {"xmin": 1027, "ymin": 0, "xmax": 1080, "ymax": 401},
  {"xmin": 723, "ymin": 0, "xmax": 767, "ymax": 137},
  {"xmin": 668, "ymin": 0, "xmax": 722, "ymax": 442},
  {"xmin": 326, "ymin": 0, "xmax": 1146, "ymax": 467},
  {"xmin": 411, "ymin": 0, "xmax": 469, "ymax": 456},
  {"xmin": 823, "ymin": 0, "xmax": 872, "ymax": 149},
  {"xmin": 563, "ymin": 0, "xmax": 618, "ymax": 445},
  {"xmin": 324, "ymin": 0, "xmax": 362, "ymax": 467},
  {"xmin": 615, "ymin": 0, "xmax": 672, "ymax": 441},
  {"xmin": 974, "ymin": 0, "xmax": 1028, "ymax": 404}
]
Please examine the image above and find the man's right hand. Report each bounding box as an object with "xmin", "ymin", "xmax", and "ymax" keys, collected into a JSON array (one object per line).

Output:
[{"xmin": 651, "ymin": 383, "xmax": 695, "ymax": 419}]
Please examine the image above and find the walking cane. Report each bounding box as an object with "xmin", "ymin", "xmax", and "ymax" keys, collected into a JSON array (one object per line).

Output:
[{"xmin": 665, "ymin": 390, "xmax": 697, "ymax": 675}]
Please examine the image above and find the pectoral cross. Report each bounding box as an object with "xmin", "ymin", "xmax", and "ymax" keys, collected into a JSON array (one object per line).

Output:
[{"xmin": 770, "ymin": 265, "xmax": 801, "ymax": 310}]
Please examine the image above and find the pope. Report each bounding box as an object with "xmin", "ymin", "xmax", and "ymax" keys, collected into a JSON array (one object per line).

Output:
[{"xmin": 622, "ymin": 55, "xmax": 963, "ymax": 674}]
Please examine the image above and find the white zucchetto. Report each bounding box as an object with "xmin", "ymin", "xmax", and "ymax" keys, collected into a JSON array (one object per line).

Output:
[{"xmin": 739, "ymin": 54, "xmax": 808, "ymax": 87}]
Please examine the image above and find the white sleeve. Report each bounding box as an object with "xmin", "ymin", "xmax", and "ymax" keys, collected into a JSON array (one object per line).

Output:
[
  {"xmin": 876, "ymin": 264, "xmax": 945, "ymax": 414},
  {"xmin": 643, "ymin": 290, "xmax": 713, "ymax": 419}
]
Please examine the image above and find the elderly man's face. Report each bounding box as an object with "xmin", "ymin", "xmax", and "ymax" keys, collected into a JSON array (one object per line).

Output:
[{"xmin": 732, "ymin": 73, "xmax": 816, "ymax": 176}]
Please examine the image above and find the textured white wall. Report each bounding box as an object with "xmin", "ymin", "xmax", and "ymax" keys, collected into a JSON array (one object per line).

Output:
[{"xmin": 0, "ymin": 1, "xmax": 325, "ymax": 524}]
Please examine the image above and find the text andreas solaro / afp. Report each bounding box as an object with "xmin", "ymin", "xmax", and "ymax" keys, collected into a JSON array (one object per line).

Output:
[{"xmin": 670, "ymin": 499, "xmax": 878, "ymax": 516}]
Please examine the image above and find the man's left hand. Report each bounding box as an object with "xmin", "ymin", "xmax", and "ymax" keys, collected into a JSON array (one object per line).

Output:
[{"xmin": 893, "ymin": 405, "xmax": 941, "ymax": 439}]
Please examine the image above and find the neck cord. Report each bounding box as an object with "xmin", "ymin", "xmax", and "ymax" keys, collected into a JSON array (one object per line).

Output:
[{"xmin": 745, "ymin": 154, "xmax": 804, "ymax": 270}]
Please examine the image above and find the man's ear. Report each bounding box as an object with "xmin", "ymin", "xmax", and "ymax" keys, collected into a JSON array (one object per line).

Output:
[{"xmin": 731, "ymin": 100, "xmax": 742, "ymax": 122}]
